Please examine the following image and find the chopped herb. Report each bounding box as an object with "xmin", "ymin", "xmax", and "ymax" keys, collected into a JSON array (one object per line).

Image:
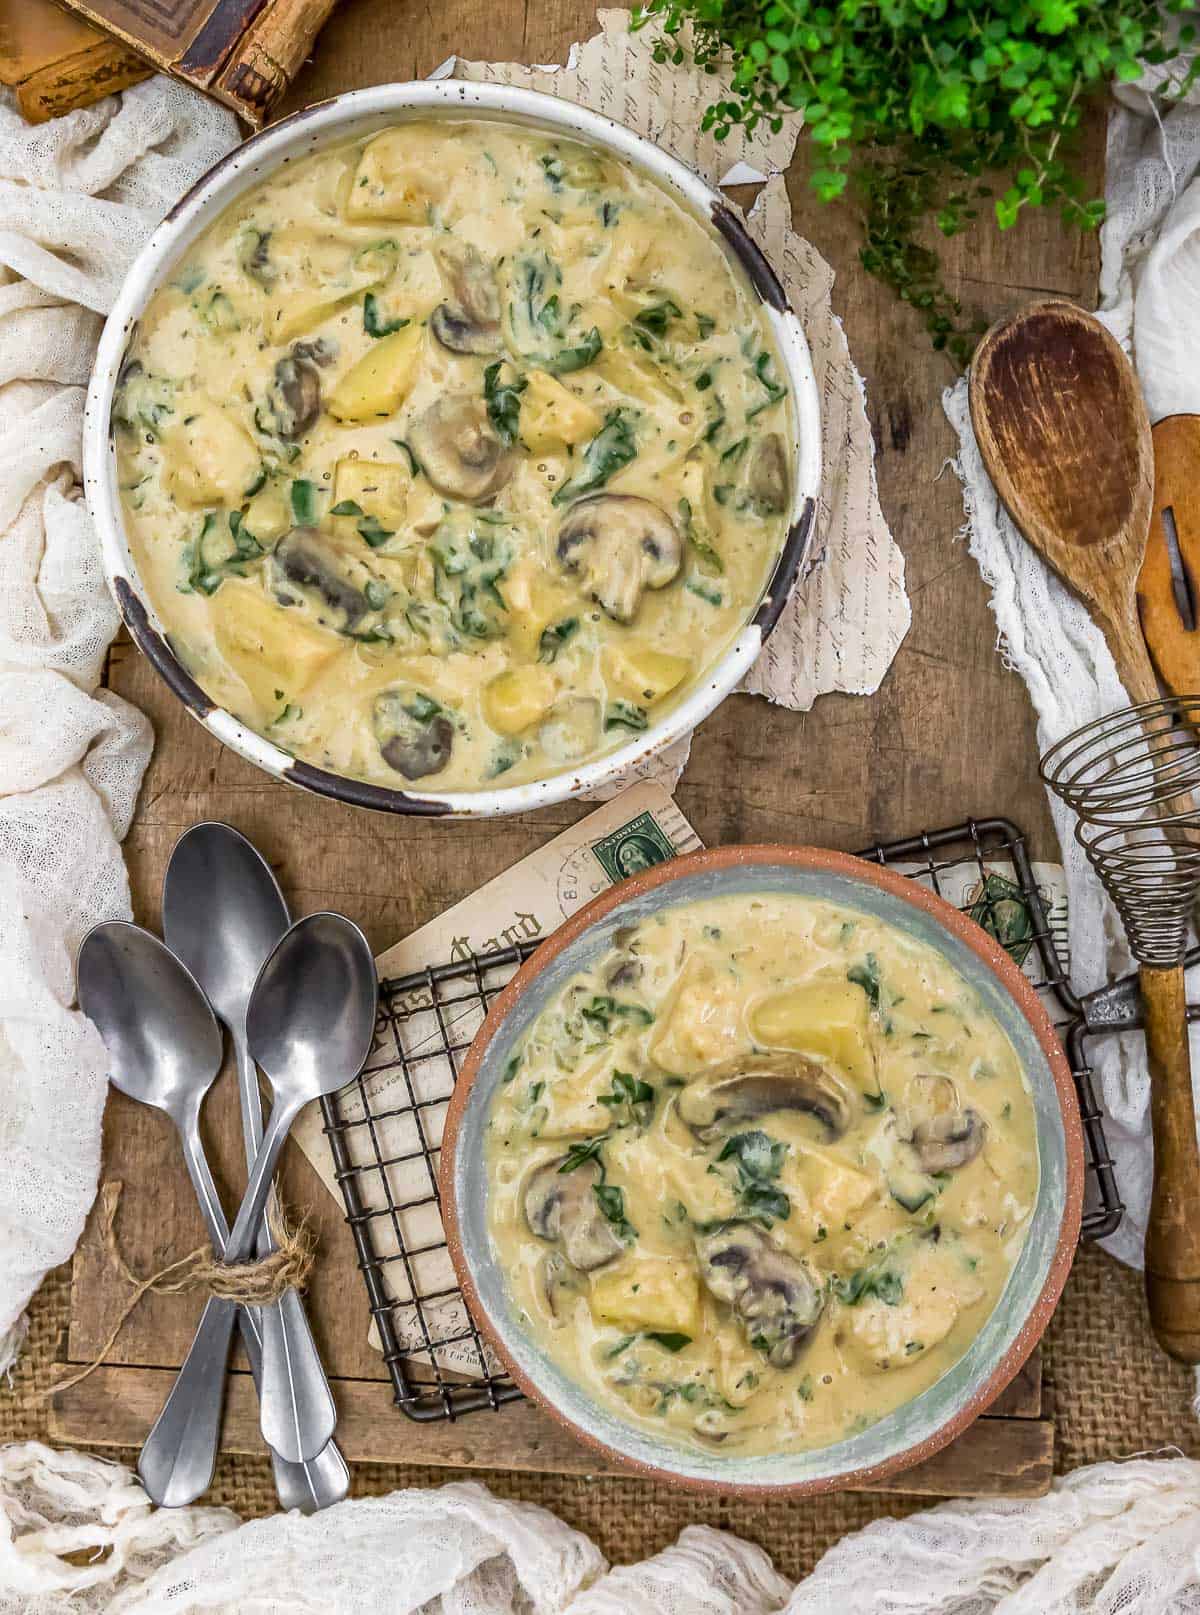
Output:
[
  {"xmin": 392, "ymin": 439, "xmax": 422, "ymax": 477},
  {"xmin": 502, "ymin": 1054, "xmax": 522, "ymax": 1084},
  {"xmin": 905, "ymin": 1340, "xmax": 924, "ymax": 1356},
  {"xmin": 644, "ymin": 1331, "xmax": 692, "ymax": 1353},
  {"xmin": 483, "ymin": 361, "xmax": 526, "ymax": 446},
  {"xmin": 598, "ymin": 1069, "xmax": 655, "ymax": 1125},
  {"xmin": 718, "ymin": 1129, "xmax": 790, "ymax": 1226},
  {"xmin": 862, "ymin": 1089, "xmax": 889, "ymax": 1112},
  {"xmin": 746, "ymin": 349, "xmax": 787, "ymax": 419},
  {"xmin": 833, "ymin": 1265, "xmax": 904, "ymax": 1307},
  {"xmin": 364, "ymin": 580, "xmax": 390, "ymax": 611},
  {"xmin": 357, "ymin": 514, "xmax": 394, "ymax": 548},
  {"xmin": 696, "ymin": 313, "xmax": 716, "ymax": 338},
  {"xmin": 581, "ymin": 995, "xmax": 654, "ymax": 1032},
  {"xmin": 363, "ymin": 291, "xmax": 409, "ymax": 338},
  {"xmin": 331, "ymin": 500, "xmax": 363, "ymax": 517},
  {"xmin": 686, "ymin": 578, "xmax": 724, "ymax": 607},
  {"xmin": 593, "ymin": 1182, "xmax": 637, "ymax": 1242},
  {"xmin": 599, "ymin": 200, "xmax": 619, "ymax": 227},
  {"xmin": 632, "ymin": 297, "xmax": 682, "ymax": 343},
  {"xmin": 721, "ymin": 437, "xmax": 749, "ymax": 462},
  {"xmin": 487, "ymin": 741, "xmax": 521, "ymax": 778},
  {"xmin": 604, "ymin": 701, "xmax": 648, "ymax": 733},
  {"xmin": 540, "ymin": 153, "xmax": 566, "ymax": 189},
  {"xmin": 558, "ymin": 1137, "xmax": 605, "ymax": 1174},
  {"xmin": 847, "ymin": 954, "xmax": 882, "ymax": 1011},
  {"xmin": 1001, "ymin": 1101, "xmax": 1012, "ymax": 1119},
  {"xmin": 543, "ymin": 327, "xmax": 603, "ymax": 375},
  {"xmin": 678, "ymin": 496, "xmax": 723, "ymax": 575},
  {"xmin": 290, "ymin": 479, "xmax": 318, "ymax": 525},
  {"xmin": 796, "ymin": 1374, "xmax": 814, "ymax": 1401},
  {"xmin": 702, "ymin": 410, "xmax": 726, "ymax": 444},
  {"xmin": 538, "ymin": 617, "xmax": 579, "ymax": 663},
  {"xmin": 552, "ymin": 410, "xmax": 636, "ymax": 505},
  {"xmin": 269, "ymin": 701, "xmax": 302, "ymax": 727}
]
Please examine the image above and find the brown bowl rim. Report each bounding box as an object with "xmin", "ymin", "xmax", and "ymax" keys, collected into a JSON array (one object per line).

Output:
[{"xmin": 438, "ymin": 843, "xmax": 1084, "ymax": 1496}]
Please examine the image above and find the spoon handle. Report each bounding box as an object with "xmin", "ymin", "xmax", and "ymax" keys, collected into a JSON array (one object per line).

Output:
[
  {"xmin": 137, "ymin": 1294, "xmax": 236, "ymax": 1508},
  {"xmin": 232, "ymin": 1035, "xmax": 338, "ymax": 1466},
  {"xmin": 178, "ymin": 1115, "xmax": 347, "ymax": 1508}
]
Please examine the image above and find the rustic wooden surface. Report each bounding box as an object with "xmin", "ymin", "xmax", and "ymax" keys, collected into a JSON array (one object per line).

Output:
[{"xmin": 53, "ymin": 0, "xmax": 1109, "ymax": 1496}]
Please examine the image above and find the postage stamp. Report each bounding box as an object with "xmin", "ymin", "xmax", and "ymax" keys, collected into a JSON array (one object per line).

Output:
[{"xmin": 589, "ymin": 807, "xmax": 678, "ymax": 885}]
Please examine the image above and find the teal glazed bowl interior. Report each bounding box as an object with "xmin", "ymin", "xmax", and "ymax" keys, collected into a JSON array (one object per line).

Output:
[{"xmin": 440, "ymin": 845, "xmax": 1084, "ymax": 1495}]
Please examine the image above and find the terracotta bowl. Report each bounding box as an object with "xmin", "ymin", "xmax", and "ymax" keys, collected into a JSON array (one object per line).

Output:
[{"xmin": 440, "ymin": 844, "xmax": 1084, "ymax": 1495}]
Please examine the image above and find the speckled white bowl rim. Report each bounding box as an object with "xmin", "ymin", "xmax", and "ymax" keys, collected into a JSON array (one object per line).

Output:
[
  {"xmin": 83, "ymin": 81, "xmax": 822, "ymax": 818},
  {"xmin": 440, "ymin": 845, "xmax": 1084, "ymax": 1494}
]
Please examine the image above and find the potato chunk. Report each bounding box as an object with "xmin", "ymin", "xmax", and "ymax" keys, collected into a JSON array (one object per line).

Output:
[
  {"xmin": 483, "ymin": 666, "xmax": 558, "ymax": 736},
  {"xmin": 750, "ymin": 982, "xmax": 874, "ymax": 1091},
  {"xmin": 332, "ymin": 458, "xmax": 410, "ymax": 527},
  {"xmin": 163, "ymin": 408, "xmax": 260, "ymax": 507},
  {"xmin": 842, "ymin": 1248, "xmax": 967, "ymax": 1372},
  {"xmin": 241, "ymin": 483, "xmax": 291, "ymax": 547},
  {"xmin": 328, "ymin": 325, "xmax": 424, "ymax": 422},
  {"xmin": 212, "ymin": 581, "xmax": 339, "ymax": 713},
  {"xmin": 521, "ymin": 370, "xmax": 602, "ymax": 453},
  {"xmin": 346, "ymin": 129, "xmax": 459, "ymax": 223},
  {"xmin": 604, "ymin": 644, "xmax": 690, "ymax": 706},
  {"xmin": 651, "ymin": 956, "xmax": 745, "ymax": 1076},
  {"xmin": 590, "ymin": 1258, "xmax": 700, "ymax": 1336}
]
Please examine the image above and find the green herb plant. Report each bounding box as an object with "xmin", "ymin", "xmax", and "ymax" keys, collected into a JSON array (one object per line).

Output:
[{"xmin": 633, "ymin": 1, "xmax": 1198, "ymax": 364}]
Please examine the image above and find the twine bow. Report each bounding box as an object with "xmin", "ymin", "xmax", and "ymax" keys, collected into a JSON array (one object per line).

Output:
[{"xmin": 48, "ymin": 1181, "xmax": 315, "ymax": 1398}]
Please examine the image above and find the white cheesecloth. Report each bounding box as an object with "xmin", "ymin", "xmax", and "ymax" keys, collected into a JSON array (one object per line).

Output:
[{"xmin": 0, "ymin": 81, "xmax": 239, "ymax": 1374}]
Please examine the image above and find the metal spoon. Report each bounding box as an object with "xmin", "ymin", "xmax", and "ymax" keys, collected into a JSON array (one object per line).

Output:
[
  {"xmin": 162, "ymin": 822, "xmax": 342, "ymax": 1479},
  {"xmin": 75, "ymin": 922, "xmax": 345, "ymax": 1511},
  {"xmin": 160, "ymin": 912, "xmax": 377, "ymax": 1478}
]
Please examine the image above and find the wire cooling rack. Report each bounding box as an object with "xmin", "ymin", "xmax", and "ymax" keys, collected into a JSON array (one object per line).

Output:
[{"xmin": 319, "ymin": 815, "xmax": 1124, "ymax": 1423}]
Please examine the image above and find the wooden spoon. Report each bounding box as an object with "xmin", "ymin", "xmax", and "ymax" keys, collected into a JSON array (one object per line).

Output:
[
  {"xmin": 970, "ymin": 298, "xmax": 1200, "ymax": 1365},
  {"xmin": 1138, "ymin": 414, "xmax": 1200, "ymax": 697}
]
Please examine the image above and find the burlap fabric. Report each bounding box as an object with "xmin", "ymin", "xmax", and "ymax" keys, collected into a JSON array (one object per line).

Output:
[{"xmin": 2, "ymin": 1244, "xmax": 1195, "ymax": 1583}]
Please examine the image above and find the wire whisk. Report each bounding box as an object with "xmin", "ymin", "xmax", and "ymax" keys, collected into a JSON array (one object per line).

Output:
[
  {"xmin": 1041, "ymin": 698, "xmax": 1200, "ymax": 969},
  {"xmin": 1041, "ymin": 695, "xmax": 1200, "ymax": 1364}
]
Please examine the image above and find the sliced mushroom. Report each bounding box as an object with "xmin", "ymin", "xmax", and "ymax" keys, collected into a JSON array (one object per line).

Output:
[
  {"xmin": 408, "ymin": 396, "xmax": 512, "ymax": 503},
  {"xmin": 430, "ymin": 240, "xmax": 502, "ymax": 355},
  {"xmin": 372, "ymin": 691, "xmax": 454, "ymax": 781},
  {"xmin": 695, "ymin": 1221, "xmax": 824, "ymax": 1368},
  {"xmin": 902, "ymin": 1075, "xmax": 986, "ymax": 1173},
  {"xmin": 273, "ymin": 528, "xmax": 370, "ymax": 628},
  {"xmin": 524, "ymin": 1155, "xmax": 623, "ymax": 1271},
  {"xmin": 555, "ymin": 496, "xmax": 682, "ymax": 623},
  {"xmin": 264, "ymin": 339, "xmax": 333, "ymax": 440},
  {"xmin": 744, "ymin": 432, "xmax": 789, "ymax": 515},
  {"xmin": 677, "ymin": 1052, "xmax": 853, "ymax": 1145}
]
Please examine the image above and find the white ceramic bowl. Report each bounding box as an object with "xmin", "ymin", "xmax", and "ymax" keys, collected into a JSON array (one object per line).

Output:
[{"xmin": 84, "ymin": 82, "xmax": 822, "ymax": 817}]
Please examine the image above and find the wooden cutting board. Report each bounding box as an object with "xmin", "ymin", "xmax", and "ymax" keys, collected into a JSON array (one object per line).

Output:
[{"xmin": 48, "ymin": 644, "xmax": 1055, "ymax": 1499}]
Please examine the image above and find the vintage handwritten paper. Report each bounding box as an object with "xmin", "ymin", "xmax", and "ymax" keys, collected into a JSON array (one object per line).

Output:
[
  {"xmin": 455, "ymin": 11, "xmax": 911, "ymax": 790},
  {"xmin": 290, "ymin": 781, "xmax": 701, "ymax": 1368}
]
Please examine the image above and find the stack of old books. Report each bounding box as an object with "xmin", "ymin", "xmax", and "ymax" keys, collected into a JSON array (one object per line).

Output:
[{"xmin": 0, "ymin": 0, "xmax": 338, "ymax": 125}]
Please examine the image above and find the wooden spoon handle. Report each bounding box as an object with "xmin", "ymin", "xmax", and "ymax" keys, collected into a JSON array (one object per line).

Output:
[{"xmin": 1141, "ymin": 962, "xmax": 1200, "ymax": 1363}]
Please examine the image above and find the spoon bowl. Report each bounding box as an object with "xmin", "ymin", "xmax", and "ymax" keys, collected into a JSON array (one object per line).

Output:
[
  {"xmin": 78, "ymin": 922, "xmax": 222, "ymax": 1118},
  {"xmin": 247, "ymin": 911, "xmax": 379, "ymax": 1110},
  {"xmin": 163, "ymin": 823, "xmax": 289, "ymax": 1036}
]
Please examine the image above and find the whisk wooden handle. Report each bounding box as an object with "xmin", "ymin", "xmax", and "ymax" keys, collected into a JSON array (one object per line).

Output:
[{"xmin": 1141, "ymin": 963, "xmax": 1200, "ymax": 1364}]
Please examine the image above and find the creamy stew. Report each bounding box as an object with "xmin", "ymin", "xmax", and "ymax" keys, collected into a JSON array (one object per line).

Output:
[
  {"xmin": 114, "ymin": 119, "xmax": 795, "ymax": 793},
  {"xmin": 485, "ymin": 892, "xmax": 1039, "ymax": 1456}
]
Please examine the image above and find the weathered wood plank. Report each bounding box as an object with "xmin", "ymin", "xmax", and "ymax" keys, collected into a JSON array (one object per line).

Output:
[{"xmin": 49, "ymin": 1364, "xmax": 1054, "ymax": 1497}]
